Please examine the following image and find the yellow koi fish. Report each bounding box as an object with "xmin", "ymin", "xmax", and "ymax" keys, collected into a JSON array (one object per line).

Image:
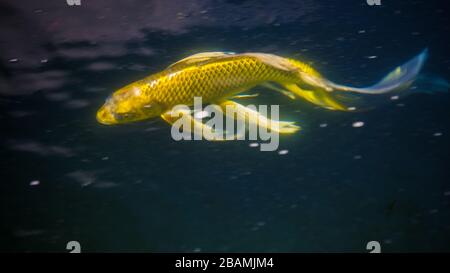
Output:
[{"xmin": 96, "ymin": 50, "xmax": 427, "ymax": 136}]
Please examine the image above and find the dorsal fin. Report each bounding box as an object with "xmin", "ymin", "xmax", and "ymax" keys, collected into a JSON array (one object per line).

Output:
[
  {"xmin": 243, "ymin": 53, "xmax": 298, "ymax": 72},
  {"xmin": 167, "ymin": 52, "xmax": 300, "ymax": 73},
  {"xmin": 167, "ymin": 52, "xmax": 235, "ymax": 69}
]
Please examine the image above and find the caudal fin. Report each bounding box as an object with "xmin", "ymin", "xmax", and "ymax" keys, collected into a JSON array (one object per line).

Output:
[
  {"xmin": 325, "ymin": 49, "xmax": 428, "ymax": 94},
  {"xmin": 411, "ymin": 73, "xmax": 450, "ymax": 94}
]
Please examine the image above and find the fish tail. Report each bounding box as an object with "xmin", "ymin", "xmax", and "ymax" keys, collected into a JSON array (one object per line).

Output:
[
  {"xmin": 409, "ymin": 73, "xmax": 450, "ymax": 94},
  {"xmin": 322, "ymin": 49, "xmax": 428, "ymax": 94},
  {"xmin": 276, "ymin": 49, "xmax": 430, "ymax": 111}
]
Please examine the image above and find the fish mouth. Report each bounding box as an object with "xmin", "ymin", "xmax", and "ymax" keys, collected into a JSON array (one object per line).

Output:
[{"xmin": 96, "ymin": 105, "xmax": 117, "ymax": 125}]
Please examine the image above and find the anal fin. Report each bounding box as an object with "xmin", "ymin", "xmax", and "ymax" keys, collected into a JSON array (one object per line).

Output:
[{"xmin": 281, "ymin": 83, "xmax": 348, "ymax": 111}]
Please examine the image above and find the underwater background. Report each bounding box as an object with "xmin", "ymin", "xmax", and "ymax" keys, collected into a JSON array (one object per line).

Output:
[{"xmin": 0, "ymin": 0, "xmax": 449, "ymax": 252}]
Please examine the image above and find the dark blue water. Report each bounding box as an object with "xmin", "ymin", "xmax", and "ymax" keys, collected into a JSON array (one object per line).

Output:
[{"xmin": 1, "ymin": 0, "xmax": 449, "ymax": 252}]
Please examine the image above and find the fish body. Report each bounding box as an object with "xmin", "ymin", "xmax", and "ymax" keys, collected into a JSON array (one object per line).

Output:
[
  {"xmin": 96, "ymin": 50, "xmax": 428, "ymax": 134},
  {"xmin": 151, "ymin": 54, "xmax": 304, "ymax": 104},
  {"xmin": 97, "ymin": 52, "xmax": 322, "ymax": 125}
]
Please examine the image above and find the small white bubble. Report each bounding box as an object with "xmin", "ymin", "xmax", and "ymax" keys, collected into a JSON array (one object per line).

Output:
[
  {"xmin": 433, "ymin": 132, "xmax": 442, "ymax": 137},
  {"xmin": 256, "ymin": 221, "xmax": 266, "ymax": 226},
  {"xmin": 358, "ymin": 30, "xmax": 366, "ymax": 34},
  {"xmin": 367, "ymin": 56, "xmax": 377, "ymax": 59},
  {"xmin": 40, "ymin": 59, "xmax": 48, "ymax": 63},
  {"xmin": 101, "ymin": 156, "xmax": 109, "ymax": 160},
  {"xmin": 30, "ymin": 180, "xmax": 40, "ymax": 186},
  {"xmin": 352, "ymin": 121, "xmax": 365, "ymax": 128},
  {"xmin": 347, "ymin": 107, "xmax": 357, "ymax": 111},
  {"xmin": 353, "ymin": 155, "xmax": 362, "ymax": 160},
  {"xmin": 249, "ymin": 143, "xmax": 259, "ymax": 147},
  {"xmin": 278, "ymin": 150, "xmax": 289, "ymax": 155},
  {"xmin": 390, "ymin": 95, "xmax": 399, "ymax": 100},
  {"xmin": 9, "ymin": 58, "xmax": 19, "ymax": 63},
  {"xmin": 193, "ymin": 248, "xmax": 202, "ymax": 252},
  {"xmin": 319, "ymin": 123, "xmax": 328, "ymax": 128},
  {"xmin": 194, "ymin": 111, "xmax": 209, "ymax": 119}
]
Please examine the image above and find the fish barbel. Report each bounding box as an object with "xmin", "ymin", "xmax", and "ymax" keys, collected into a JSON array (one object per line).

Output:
[{"xmin": 96, "ymin": 50, "xmax": 428, "ymax": 135}]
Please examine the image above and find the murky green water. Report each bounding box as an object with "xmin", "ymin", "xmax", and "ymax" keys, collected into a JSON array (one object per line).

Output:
[{"xmin": 0, "ymin": 0, "xmax": 449, "ymax": 252}]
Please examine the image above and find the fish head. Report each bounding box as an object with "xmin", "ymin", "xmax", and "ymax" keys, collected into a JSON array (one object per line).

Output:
[{"xmin": 96, "ymin": 83, "xmax": 162, "ymax": 125}]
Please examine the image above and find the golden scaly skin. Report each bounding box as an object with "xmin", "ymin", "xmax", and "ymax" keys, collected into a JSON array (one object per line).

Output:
[{"xmin": 96, "ymin": 53, "xmax": 320, "ymax": 125}]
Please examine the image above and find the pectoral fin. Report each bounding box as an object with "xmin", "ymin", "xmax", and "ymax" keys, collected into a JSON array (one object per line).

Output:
[
  {"xmin": 161, "ymin": 106, "xmax": 241, "ymax": 141},
  {"xmin": 219, "ymin": 100, "xmax": 300, "ymax": 134}
]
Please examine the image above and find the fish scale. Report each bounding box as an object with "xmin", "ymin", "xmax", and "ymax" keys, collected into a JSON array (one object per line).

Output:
[{"xmin": 139, "ymin": 55, "xmax": 297, "ymax": 108}]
